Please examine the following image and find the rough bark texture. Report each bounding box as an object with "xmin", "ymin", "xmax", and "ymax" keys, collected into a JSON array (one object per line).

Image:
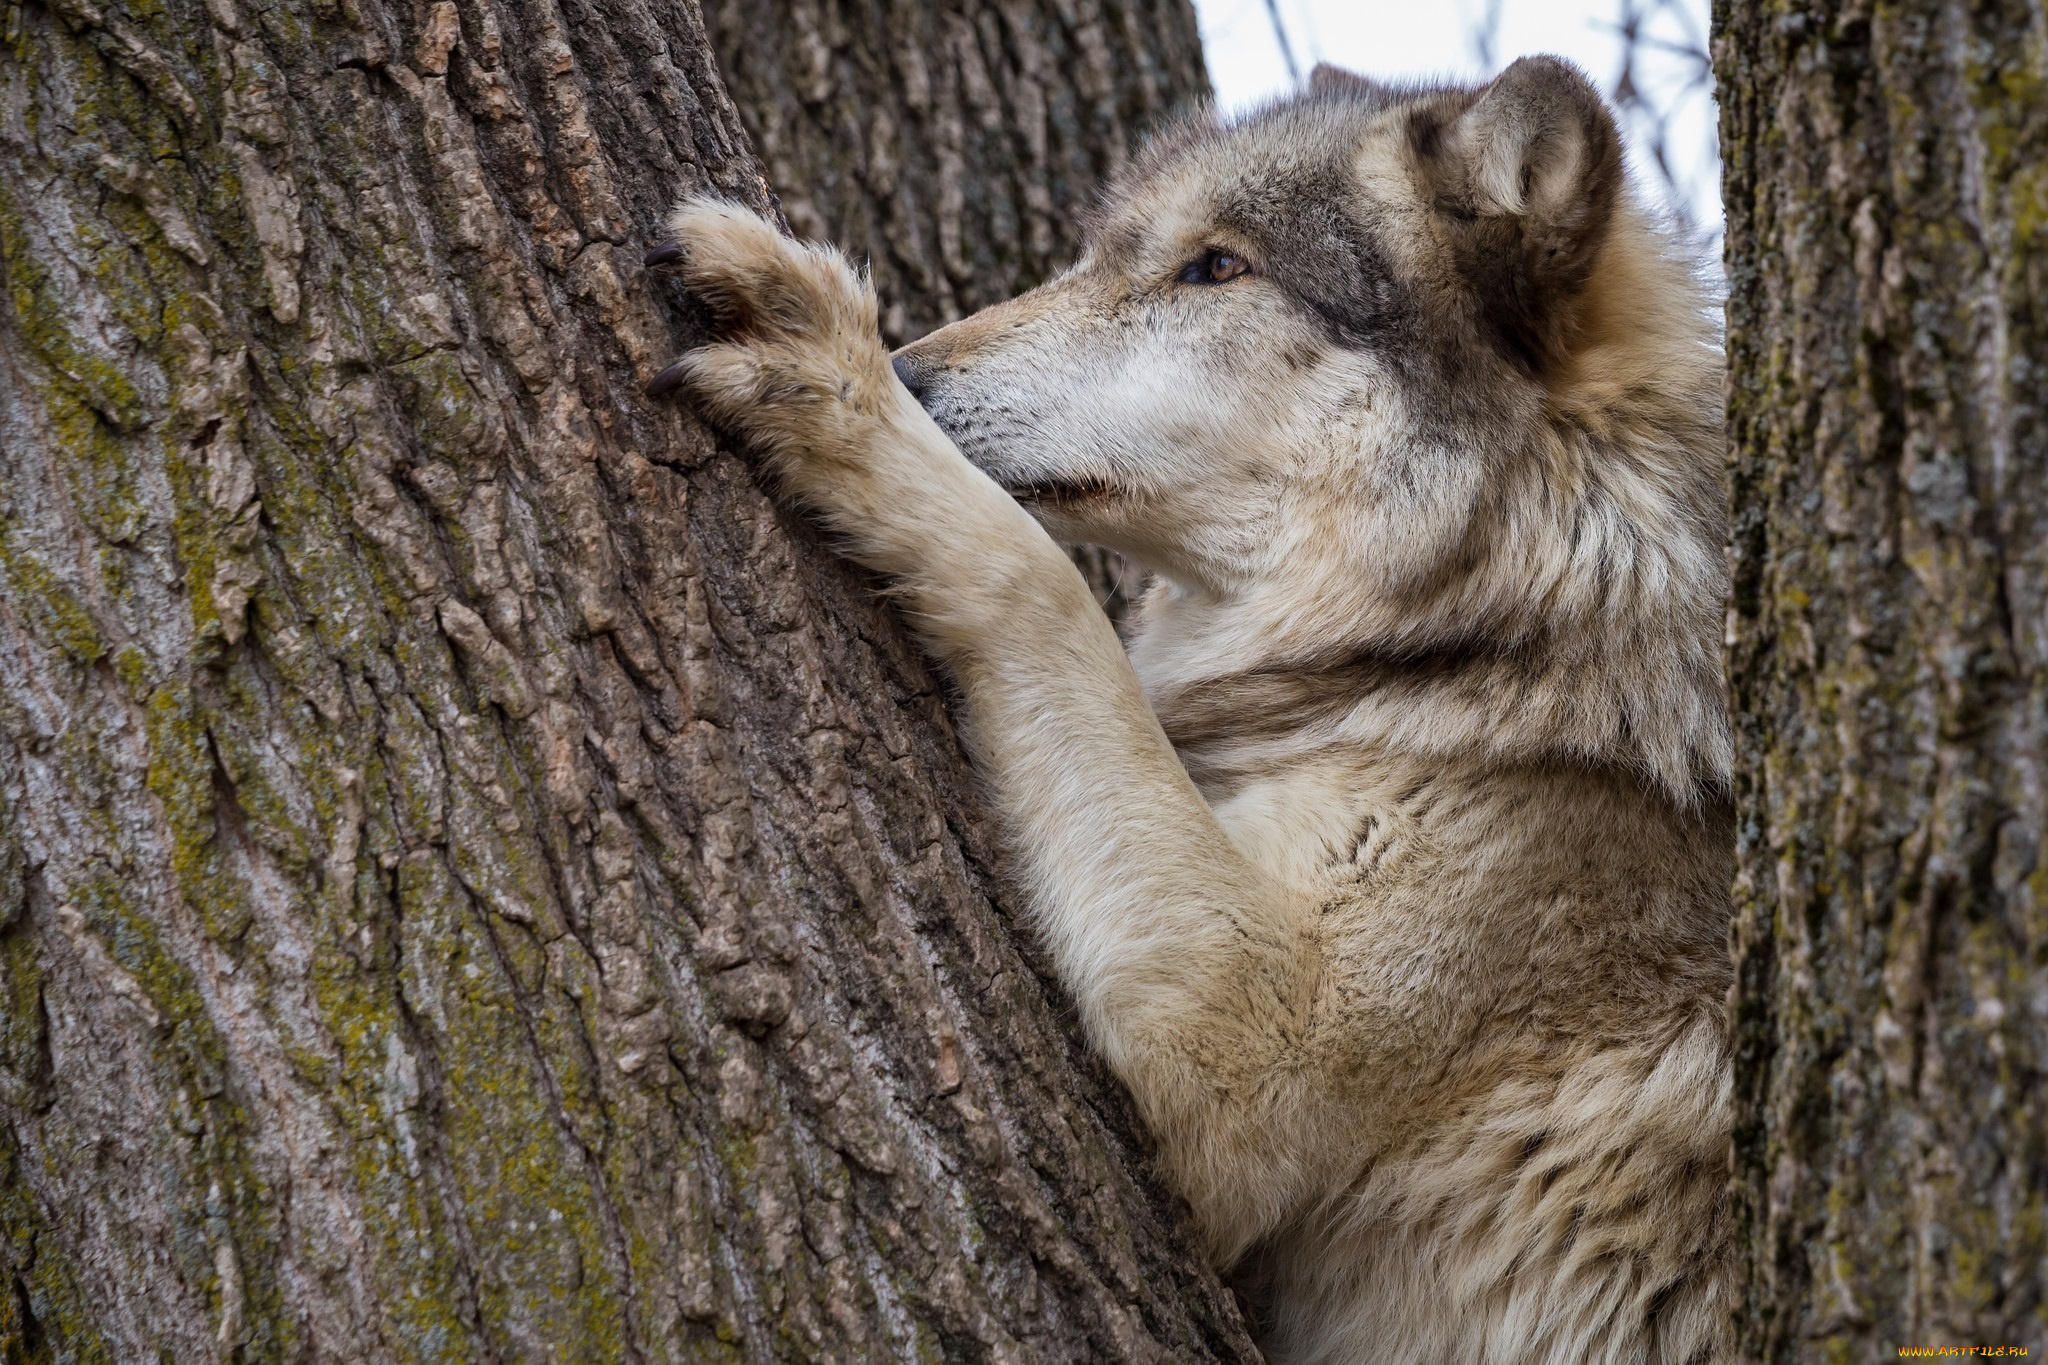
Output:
[
  {"xmin": 1719, "ymin": 0, "xmax": 2048, "ymax": 1356},
  {"xmin": 701, "ymin": 0, "xmax": 1206, "ymax": 345},
  {"xmin": 702, "ymin": 0, "xmax": 1209, "ymax": 621},
  {"xmin": 0, "ymin": 0, "xmax": 1259, "ymax": 1356}
]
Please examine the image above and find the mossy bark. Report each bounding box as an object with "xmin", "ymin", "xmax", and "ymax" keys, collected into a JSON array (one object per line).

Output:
[
  {"xmin": 0, "ymin": 0, "xmax": 1254, "ymax": 1356},
  {"xmin": 702, "ymin": 0, "xmax": 1208, "ymax": 622},
  {"xmin": 1718, "ymin": 0, "xmax": 2048, "ymax": 1356}
]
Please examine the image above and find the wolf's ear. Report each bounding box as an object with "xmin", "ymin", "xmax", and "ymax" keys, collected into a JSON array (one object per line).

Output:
[{"xmin": 1410, "ymin": 56, "xmax": 1623, "ymax": 370}]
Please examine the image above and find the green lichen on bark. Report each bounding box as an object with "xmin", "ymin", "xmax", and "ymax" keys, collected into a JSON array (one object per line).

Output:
[
  {"xmin": 1719, "ymin": 0, "xmax": 2048, "ymax": 1355},
  {"xmin": 0, "ymin": 1123, "xmax": 115, "ymax": 1364}
]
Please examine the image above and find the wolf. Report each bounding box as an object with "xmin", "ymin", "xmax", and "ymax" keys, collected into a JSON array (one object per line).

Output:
[{"xmin": 650, "ymin": 55, "xmax": 1734, "ymax": 1364}]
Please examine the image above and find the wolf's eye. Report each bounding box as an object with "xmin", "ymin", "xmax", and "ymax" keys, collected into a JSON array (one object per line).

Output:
[{"xmin": 1179, "ymin": 249, "xmax": 1250, "ymax": 285}]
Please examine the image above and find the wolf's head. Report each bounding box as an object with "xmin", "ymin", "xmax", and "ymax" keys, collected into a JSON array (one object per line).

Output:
[{"xmin": 893, "ymin": 58, "xmax": 1729, "ymax": 800}]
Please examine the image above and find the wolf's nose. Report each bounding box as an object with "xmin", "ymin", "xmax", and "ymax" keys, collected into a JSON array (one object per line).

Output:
[{"xmin": 892, "ymin": 353, "xmax": 931, "ymax": 402}]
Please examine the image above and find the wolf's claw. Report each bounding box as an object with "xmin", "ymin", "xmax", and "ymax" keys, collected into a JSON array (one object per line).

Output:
[
  {"xmin": 645, "ymin": 242, "xmax": 684, "ymax": 267},
  {"xmin": 646, "ymin": 359, "xmax": 690, "ymax": 397}
]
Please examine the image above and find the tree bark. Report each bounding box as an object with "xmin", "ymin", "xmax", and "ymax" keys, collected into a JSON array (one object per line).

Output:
[
  {"xmin": 0, "ymin": 0, "xmax": 1257, "ymax": 1356},
  {"xmin": 1719, "ymin": 0, "xmax": 2048, "ymax": 1356},
  {"xmin": 701, "ymin": 0, "xmax": 1208, "ymax": 622},
  {"xmin": 701, "ymin": 0, "xmax": 1206, "ymax": 346}
]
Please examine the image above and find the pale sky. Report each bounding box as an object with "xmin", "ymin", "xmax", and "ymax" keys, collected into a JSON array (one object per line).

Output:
[{"xmin": 1189, "ymin": 0, "xmax": 1722, "ymax": 244}]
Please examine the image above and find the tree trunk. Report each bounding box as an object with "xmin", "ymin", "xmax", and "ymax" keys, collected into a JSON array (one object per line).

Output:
[
  {"xmin": 0, "ymin": 0, "xmax": 1257, "ymax": 1355},
  {"xmin": 1719, "ymin": 0, "xmax": 2047, "ymax": 1356},
  {"xmin": 701, "ymin": 0, "xmax": 1208, "ymax": 622}
]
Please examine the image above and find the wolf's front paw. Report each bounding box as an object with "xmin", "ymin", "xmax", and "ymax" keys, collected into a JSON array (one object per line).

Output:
[{"xmin": 647, "ymin": 199, "xmax": 896, "ymax": 477}]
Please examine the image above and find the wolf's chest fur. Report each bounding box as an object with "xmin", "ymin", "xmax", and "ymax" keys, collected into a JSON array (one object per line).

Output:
[
  {"xmin": 1183, "ymin": 704, "xmax": 1732, "ymax": 1365},
  {"xmin": 1119, "ymin": 574, "xmax": 1734, "ymax": 1362}
]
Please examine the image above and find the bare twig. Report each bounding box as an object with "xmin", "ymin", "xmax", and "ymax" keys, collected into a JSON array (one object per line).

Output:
[
  {"xmin": 1601, "ymin": 0, "xmax": 1721, "ymax": 252},
  {"xmin": 1263, "ymin": 0, "xmax": 1301, "ymax": 84},
  {"xmin": 1467, "ymin": 0, "xmax": 1505, "ymax": 72}
]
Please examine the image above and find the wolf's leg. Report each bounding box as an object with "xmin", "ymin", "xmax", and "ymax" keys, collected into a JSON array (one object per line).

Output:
[{"xmin": 656, "ymin": 200, "xmax": 1326, "ymax": 1256}]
